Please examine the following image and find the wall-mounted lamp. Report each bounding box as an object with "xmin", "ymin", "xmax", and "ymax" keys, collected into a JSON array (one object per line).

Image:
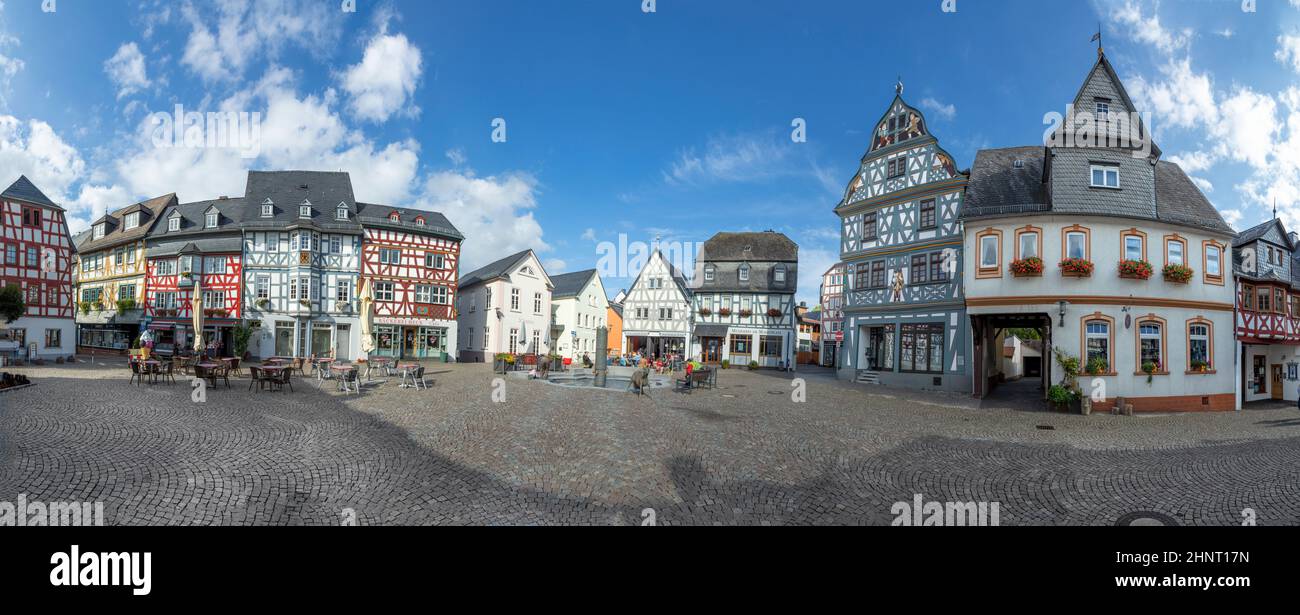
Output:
[
  {"xmin": 1057, "ymin": 300, "xmax": 1069, "ymax": 327},
  {"xmin": 1121, "ymin": 306, "xmax": 1132, "ymax": 329}
]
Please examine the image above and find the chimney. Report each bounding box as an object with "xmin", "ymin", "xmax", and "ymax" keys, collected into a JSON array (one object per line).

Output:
[{"xmin": 1289, "ymin": 231, "xmax": 1297, "ymax": 246}]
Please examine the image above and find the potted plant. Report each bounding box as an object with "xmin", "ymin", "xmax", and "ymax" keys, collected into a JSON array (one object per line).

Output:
[
  {"xmin": 1085, "ymin": 356, "xmax": 1109, "ymax": 376},
  {"xmin": 116, "ymin": 298, "xmax": 137, "ymax": 312},
  {"xmin": 493, "ymin": 353, "xmax": 515, "ymax": 374},
  {"xmin": 1008, "ymin": 256, "xmax": 1044, "ymax": 277},
  {"xmin": 698, "ymin": 307, "xmax": 713, "ymax": 317},
  {"xmin": 1118, "ymin": 259, "xmax": 1153, "ymax": 280},
  {"xmin": 1141, "ymin": 360, "xmax": 1159, "ymax": 384},
  {"xmin": 298, "ymin": 299, "xmax": 311, "ymax": 308},
  {"xmin": 79, "ymin": 300, "xmax": 92, "ymax": 315},
  {"xmin": 1059, "ymin": 257, "xmax": 1094, "ymax": 277},
  {"xmin": 748, "ymin": 360, "xmax": 759, "ymax": 370},
  {"xmin": 231, "ymin": 322, "xmax": 253, "ymax": 360},
  {"xmin": 721, "ymin": 359, "xmax": 730, "ymax": 369},
  {"xmin": 766, "ymin": 308, "xmax": 783, "ymax": 318},
  {"xmin": 718, "ymin": 307, "xmax": 733, "ymax": 317},
  {"xmin": 1162, "ymin": 263, "xmax": 1193, "ymax": 283},
  {"xmin": 1047, "ymin": 384, "xmax": 1079, "ymax": 412},
  {"xmin": 737, "ymin": 308, "xmax": 751, "ymax": 318},
  {"xmin": 1190, "ymin": 359, "xmax": 1210, "ymax": 373}
]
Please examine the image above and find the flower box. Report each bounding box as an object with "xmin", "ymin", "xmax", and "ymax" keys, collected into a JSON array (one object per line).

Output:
[
  {"xmin": 1059, "ymin": 257, "xmax": 1094, "ymax": 278},
  {"xmin": 698, "ymin": 307, "xmax": 713, "ymax": 317},
  {"xmin": 718, "ymin": 307, "xmax": 732, "ymax": 317},
  {"xmin": 736, "ymin": 309, "xmax": 750, "ymax": 318},
  {"xmin": 1118, "ymin": 259, "xmax": 1153, "ymax": 280},
  {"xmin": 1162, "ymin": 264, "xmax": 1193, "ymax": 283},
  {"xmin": 766, "ymin": 308, "xmax": 783, "ymax": 318},
  {"xmin": 1009, "ymin": 257, "xmax": 1044, "ymax": 277}
]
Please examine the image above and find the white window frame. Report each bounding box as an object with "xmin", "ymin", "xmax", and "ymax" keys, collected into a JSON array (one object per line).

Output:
[{"xmin": 1090, "ymin": 164, "xmax": 1120, "ymax": 189}]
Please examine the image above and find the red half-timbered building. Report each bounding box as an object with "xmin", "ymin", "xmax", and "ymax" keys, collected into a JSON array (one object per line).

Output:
[
  {"xmin": 1233, "ymin": 217, "xmax": 1300, "ymax": 406},
  {"xmin": 141, "ymin": 198, "xmax": 245, "ymax": 356},
  {"xmin": 357, "ymin": 204, "xmax": 463, "ymax": 360},
  {"xmin": 0, "ymin": 176, "xmax": 75, "ymax": 360}
]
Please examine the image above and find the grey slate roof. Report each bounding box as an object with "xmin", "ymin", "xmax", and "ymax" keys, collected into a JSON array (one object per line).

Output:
[
  {"xmin": 962, "ymin": 147, "xmax": 1234, "ymax": 236},
  {"xmin": 147, "ymin": 197, "xmax": 245, "ymax": 241},
  {"xmin": 459, "ymin": 249, "xmax": 534, "ymax": 290},
  {"xmin": 550, "ymin": 269, "xmax": 597, "ymax": 299},
  {"xmin": 697, "ymin": 231, "xmax": 798, "ymax": 262},
  {"xmin": 146, "ymin": 237, "xmax": 243, "ymax": 257},
  {"xmin": 2, "ymin": 175, "xmax": 61, "ymax": 210},
  {"xmin": 693, "ymin": 232, "xmax": 798, "ymax": 294},
  {"xmin": 355, "ymin": 202, "xmax": 463, "ymax": 241},
  {"xmin": 79, "ymin": 193, "xmax": 177, "ymax": 253},
  {"xmin": 1233, "ymin": 218, "xmax": 1293, "ymax": 249},
  {"xmin": 239, "ymin": 170, "xmax": 362, "ymax": 233}
]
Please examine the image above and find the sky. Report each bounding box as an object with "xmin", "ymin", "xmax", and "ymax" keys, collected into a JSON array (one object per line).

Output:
[{"xmin": 1, "ymin": 0, "xmax": 1300, "ymax": 306}]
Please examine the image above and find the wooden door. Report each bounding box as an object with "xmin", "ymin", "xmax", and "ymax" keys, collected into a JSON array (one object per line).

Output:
[
  {"xmin": 702, "ymin": 337, "xmax": 721, "ymax": 363},
  {"xmin": 1272, "ymin": 365, "xmax": 1284, "ymax": 400}
]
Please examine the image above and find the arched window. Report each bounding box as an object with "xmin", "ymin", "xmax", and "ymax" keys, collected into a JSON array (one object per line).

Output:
[
  {"xmin": 1202, "ymin": 240, "xmax": 1224, "ymax": 285},
  {"xmin": 1187, "ymin": 318, "xmax": 1213, "ymax": 372},
  {"xmin": 1080, "ymin": 313, "xmax": 1115, "ymax": 375},
  {"xmin": 975, "ymin": 228, "xmax": 1002, "ymax": 278},
  {"xmin": 1061, "ymin": 225, "xmax": 1091, "ymax": 261},
  {"xmin": 414, "ymin": 216, "xmax": 426, "ymax": 226},
  {"xmin": 1134, "ymin": 315, "xmax": 1167, "ymax": 375},
  {"xmin": 1120, "ymin": 228, "xmax": 1147, "ymax": 262}
]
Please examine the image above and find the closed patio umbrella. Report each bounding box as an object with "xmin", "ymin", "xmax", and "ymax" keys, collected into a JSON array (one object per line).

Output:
[
  {"xmin": 358, "ymin": 277, "xmax": 375, "ymax": 354},
  {"xmin": 191, "ymin": 282, "xmax": 205, "ymax": 353}
]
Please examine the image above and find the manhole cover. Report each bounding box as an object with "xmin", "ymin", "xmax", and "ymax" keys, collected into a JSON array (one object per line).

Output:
[
  {"xmin": 1115, "ymin": 511, "xmax": 1179, "ymax": 526},
  {"xmin": 768, "ymin": 391, "xmax": 784, "ymax": 395}
]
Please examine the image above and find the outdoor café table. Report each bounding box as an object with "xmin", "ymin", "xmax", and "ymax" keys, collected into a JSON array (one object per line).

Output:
[
  {"xmin": 220, "ymin": 356, "xmax": 240, "ymax": 375},
  {"xmin": 329, "ymin": 364, "xmax": 353, "ymax": 390},
  {"xmin": 314, "ymin": 357, "xmax": 335, "ymax": 380},
  {"xmin": 397, "ymin": 363, "xmax": 419, "ymax": 388},
  {"xmin": 142, "ymin": 360, "xmax": 161, "ymax": 385},
  {"xmin": 365, "ymin": 356, "xmax": 393, "ymax": 380}
]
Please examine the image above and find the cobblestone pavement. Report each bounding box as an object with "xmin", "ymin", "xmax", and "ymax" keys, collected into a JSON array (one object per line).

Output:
[{"xmin": 2, "ymin": 359, "xmax": 1299, "ymax": 525}]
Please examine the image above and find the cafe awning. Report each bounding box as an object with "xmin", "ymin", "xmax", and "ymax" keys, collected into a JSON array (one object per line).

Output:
[{"xmin": 693, "ymin": 324, "xmax": 730, "ymax": 338}]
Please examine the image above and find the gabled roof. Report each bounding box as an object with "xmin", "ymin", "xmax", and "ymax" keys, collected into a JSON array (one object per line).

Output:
[
  {"xmin": 240, "ymin": 170, "xmax": 362, "ymax": 233},
  {"xmin": 550, "ymin": 269, "xmax": 598, "ymax": 299},
  {"xmin": 1, "ymin": 175, "xmax": 61, "ymax": 210},
  {"xmin": 78, "ymin": 193, "xmax": 177, "ymax": 253},
  {"xmin": 355, "ymin": 202, "xmax": 463, "ymax": 241},
  {"xmin": 625, "ymin": 249, "xmax": 692, "ymax": 298},
  {"xmin": 459, "ymin": 249, "xmax": 535, "ymax": 290},
  {"xmin": 1062, "ymin": 51, "xmax": 1161, "ymax": 159},
  {"xmin": 1233, "ymin": 217, "xmax": 1293, "ymax": 249},
  {"xmin": 147, "ymin": 197, "xmax": 245, "ymax": 240}
]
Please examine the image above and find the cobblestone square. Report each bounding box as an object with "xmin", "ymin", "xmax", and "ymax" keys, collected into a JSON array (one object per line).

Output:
[{"xmin": 2, "ymin": 360, "xmax": 1299, "ymax": 525}]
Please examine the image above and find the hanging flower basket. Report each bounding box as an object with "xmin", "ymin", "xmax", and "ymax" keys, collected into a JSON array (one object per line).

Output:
[
  {"xmin": 1162, "ymin": 264, "xmax": 1193, "ymax": 283},
  {"xmin": 718, "ymin": 307, "xmax": 732, "ymax": 317},
  {"xmin": 1009, "ymin": 257, "xmax": 1044, "ymax": 277},
  {"xmin": 1118, "ymin": 259, "xmax": 1153, "ymax": 280},
  {"xmin": 766, "ymin": 308, "xmax": 783, "ymax": 318},
  {"xmin": 1059, "ymin": 257, "xmax": 1094, "ymax": 277}
]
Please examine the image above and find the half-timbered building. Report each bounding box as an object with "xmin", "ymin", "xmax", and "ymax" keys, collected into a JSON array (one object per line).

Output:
[
  {"xmin": 73, "ymin": 193, "xmax": 174, "ymax": 353},
  {"xmin": 621, "ymin": 249, "xmax": 692, "ymax": 360},
  {"xmin": 819, "ymin": 263, "xmax": 845, "ymax": 367},
  {"xmin": 1232, "ymin": 218, "xmax": 1300, "ymax": 405},
  {"xmin": 455, "ymin": 249, "xmax": 554, "ymax": 362},
  {"xmin": 240, "ymin": 171, "xmax": 363, "ymax": 360},
  {"xmin": 961, "ymin": 51, "xmax": 1237, "ymax": 412},
  {"xmin": 834, "ymin": 85, "xmax": 971, "ymax": 390},
  {"xmin": 357, "ymin": 204, "xmax": 463, "ymax": 361},
  {"xmin": 0, "ymin": 176, "xmax": 75, "ymax": 360},
  {"xmin": 689, "ymin": 231, "xmax": 797, "ymax": 368},
  {"xmin": 142, "ymin": 197, "xmax": 244, "ymax": 356}
]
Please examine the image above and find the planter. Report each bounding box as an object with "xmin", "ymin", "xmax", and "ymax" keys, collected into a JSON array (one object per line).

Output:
[
  {"xmin": 1118, "ymin": 259, "xmax": 1153, "ymax": 280},
  {"xmin": 1162, "ymin": 264, "xmax": 1193, "ymax": 284},
  {"xmin": 1009, "ymin": 257, "xmax": 1044, "ymax": 277}
]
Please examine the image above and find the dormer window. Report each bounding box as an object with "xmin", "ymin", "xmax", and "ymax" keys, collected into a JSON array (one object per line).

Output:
[
  {"xmin": 93, "ymin": 223, "xmax": 105, "ymax": 240},
  {"xmin": 336, "ymin": 203, "xmax": 349, "ymax": 220},
  {"xmin": 167, "ymin": 213, "xmax": 181, "ymax": 232},
  {"xmin": 1095, "ymin": 98, "xmax": 1111, "ymax": 115},
  {"xmin": 774, "ymin": 265, "xmax": 787, "ymax": 284},
  {"xmin": 414, "ymin": 216, "xmax": 425, "ymax": 226},
  {"xmin": 299, "ymin": 205, "xmax": 312, "ymax": 218},
  {"xmin": 124, "ymin": 212, "xmax": 140, "ymax": 230},
  {"xmin": 389, "ymin": 212, "xmax": 400, "ymax": 222},
  {"xmin": 205, "ymin": 208, "xmax": 219, "ymax": 228},
  {"xmin": 261, "ymin": 198, "xmax": 274, "ymax": 218},
  {"xmin": 1090, "ymin": 164, "xmax": 1120, "ymax": 189},
  {"xmin": 738, "ymin": 263, "xmax": 750, "ymax": 282},
  {"xmin": 704, "ymin": 265, "xmax": 715, "ymax": 282}
]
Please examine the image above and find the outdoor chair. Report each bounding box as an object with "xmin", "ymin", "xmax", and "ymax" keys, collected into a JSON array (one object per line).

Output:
[
  {"xmin": 160, "ymin": 362, "xmax": 176, "ymax": 385},
  {"xmin": 411, "ymin": 366, "xmax": 430, "ymax": 390},
  {"xmin": 129, "ymin": 359, "xmax": 143, "ymax": 386},
  {"xmin": 227, "ymin": 357, "xmax": 241, "ymax": 377},
  {"xmin": 276, "ymin": 367, "xmax": 294, "ymax": 393},
  {"xmin": 248, "ymin": 366, "xmax": 263, "ymax": 391},
  {"xmin": 338, "ymin": 367, "xmax": 360, "ymax": 394},
  {"xmin": 145, "ymin": 361, "xmax": 161, "ymax": 385},
  {"xmin": 210, "ymin": 365, "xmax": 230, "ymax": 388}
]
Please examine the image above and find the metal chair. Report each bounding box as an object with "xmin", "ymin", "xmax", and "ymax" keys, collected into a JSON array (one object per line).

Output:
[
  {"xmin": 411, "ymin": 366, "xmax": 430, "ymax": 390},
  {"xmin": 129, "ymin": 359, "xmax": 143, "ymax": 386},
  {"xmin": 338, "ymin": 367, "xmax": 360, "ymax": 394}
]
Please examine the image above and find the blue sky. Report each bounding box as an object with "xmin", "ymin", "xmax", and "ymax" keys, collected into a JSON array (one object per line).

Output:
[{"xmin": 2, "ymin": 0, "xmax": 1300, "ymax": 305}]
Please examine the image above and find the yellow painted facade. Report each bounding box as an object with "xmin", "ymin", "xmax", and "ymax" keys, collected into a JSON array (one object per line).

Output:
[{"xmin": 75, "ymin": 241, "xmax": 149, "ymax": 312}]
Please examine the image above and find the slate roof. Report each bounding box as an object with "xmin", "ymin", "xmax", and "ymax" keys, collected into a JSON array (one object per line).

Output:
[
  {"xmin": 78, "ymin": 193, "xmax": 177, "ymax": 253},
  {"xmin": 147, "ymin": 197, "xmax": 246, "ymax": 241},
  {"xmin": 459, "ymin": 249, "xmax": 534, "ymax": 290},
  {"xmin": 2, "ymin": 175, "xmax": 61, "ymax": 210},
  {"xmin": 355, "ymin": 202, "xmax": 463, "ymax": 241},
  {"xmin": 609, "ymin": 303, "xmax": 623, "ymax": 318},
  {"xmin": 145, "ymin": 237, "xmax": 243, "ymax": 258},
  {"xmin": 239, "ymin": 170, "xmax": 362, "ymax": 233},
  {"xmin": 697, "ymin": 231, "xmax": 798, "ymax": 262},
  {"xmin": 962, "ymin": 147, "xmax": 1234, "ymax": 236},
  {"xmin": 1233, "ymin": 218, "xmax": 1293, "ymax": 249},
  {"xmin": 550, "ymin": 269, "xmax": 597, "ymax": 299}
]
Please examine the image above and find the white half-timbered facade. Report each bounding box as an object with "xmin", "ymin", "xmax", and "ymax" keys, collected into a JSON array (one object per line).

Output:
[
  {"xmin": 621, "ymin": 249, "xmax": 693, "ymax": 359},
  {"xmin": 689, "ymin": 232, "xmax": 798, "ymax": 369}
]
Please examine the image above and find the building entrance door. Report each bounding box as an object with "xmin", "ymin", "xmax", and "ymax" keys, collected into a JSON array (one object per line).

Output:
[
  {"xmin": 1272, "ymin": 364, "xmax": 1284, "ymax": 400},
  {"xmin": 701, "ymin": 337, "xmax": 722, "ymax": 363}
]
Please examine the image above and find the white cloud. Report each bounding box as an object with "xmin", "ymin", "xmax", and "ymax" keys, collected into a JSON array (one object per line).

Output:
[
  {"xmin": 1278, "ymin": 33, "xmax": 1300, "ymax": 75},
  {"xmin": 919, "ymin": 97, "xmax": 956, "ymax": 121},
  {"xmin": 340, "ymin": 30, "xmax": 423, "ymax": 122},
  {"xmin": 543, "ymin": 258, "xmax": 567, "ymax": 275},
  {"xmin": 580, "ymin": 228, "xmax": 596, "ymax": 242},
  {"xmin": 1128, "ymin": 58, "xmax": 1217, "ymax": 132},
  {"xmin": 665, "ymin": 131, "xmax": 835, "ymax": 196},
  {"xmin": 180, "ymin": 0, "xmax": 342, "ymax": 83},
  {"xmin": 104, "ymin": 42, "xmax": 150, "ymax": 99},
  {"xmin": 1112, "ymin": 1, "xmax": 1190, "ymax": 55},
  {"xmin": 1219, "ymin": 208, "xmax": 1243, "ymax": 227},
  {"xmin": 445, "ymin": 148, "xmax": 467, "ymax": 166},
  {"xmin": 0, "ymin": 116, "xmax": 86, "ymax": 205},
  {"xmin": 796, "ymin": 246, "xmax": 837, "ymax": 307},
  {"xmin": 414, "ymin": 169, "xmax": 550, "ymax": 272}
]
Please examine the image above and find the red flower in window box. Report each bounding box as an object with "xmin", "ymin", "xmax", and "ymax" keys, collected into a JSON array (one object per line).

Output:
[
  {"xmin": 1059, "ymin": 257, "xmax": 1094, "ymax": 277},
  {"xmin": 717, "ymin": 307, "xmax": 732, "ymax": 317},
  {"xmin": 766, "ymin": 308, "xmax": 783, "ymax": 318},
  {"xmin": 735, "ymin": 308, "xmax": 749, "ymax": 318},
  {"xmin": 1161, "ymin": 263, "xmax": 1193, "ymax": 283},
  {"xmin": 1118, "ymin": 259, "xmax": 1153, "ymax": 280},
  {"xmin": 698, "ymin": 307, "xmax": 713, "ymax": 316},
  {"xmin": 1009, "ymin": 257, "xmax": 1044, "ymax": 277}
]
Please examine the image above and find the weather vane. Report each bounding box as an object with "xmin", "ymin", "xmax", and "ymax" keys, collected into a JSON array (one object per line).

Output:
[
  {"xmin": 1091, "ymin": 22, "xmax": 1103, "ymax": 56},
  {"xmin": 895, "ymin": 76, "xmax": 904, "ymax": 95}
]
